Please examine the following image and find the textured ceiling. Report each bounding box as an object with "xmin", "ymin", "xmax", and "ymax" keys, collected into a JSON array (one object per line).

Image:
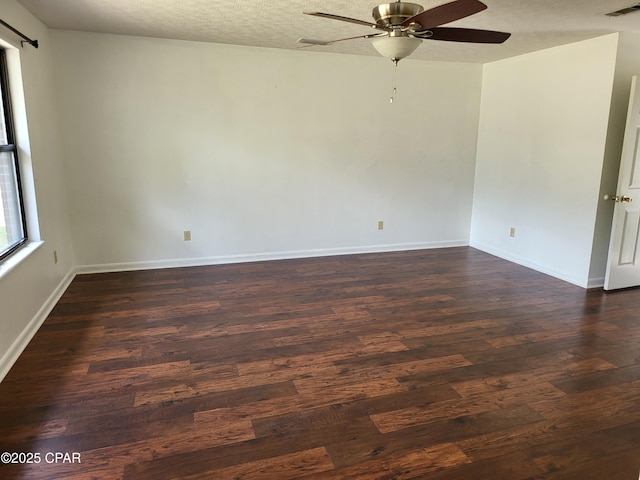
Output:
[{"xmin": 14, "ymin": 0, "xmax": 640, "ymax": 63}]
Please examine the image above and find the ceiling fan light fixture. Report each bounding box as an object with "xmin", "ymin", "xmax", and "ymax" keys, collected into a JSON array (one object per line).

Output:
[{"xmin": 371, "ymin": 35, "xmax": 422, "ymax": 61}]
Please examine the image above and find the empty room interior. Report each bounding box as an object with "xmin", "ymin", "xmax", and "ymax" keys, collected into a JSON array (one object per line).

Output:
[{"xmin": 1, "ymin": 0, "xmax": 640, "ymax": 478}]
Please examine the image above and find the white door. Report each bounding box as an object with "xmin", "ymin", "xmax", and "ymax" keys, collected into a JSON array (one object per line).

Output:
[{"xmin": 605, "ymin": 76, "xmax": 640, "ymax": 290}]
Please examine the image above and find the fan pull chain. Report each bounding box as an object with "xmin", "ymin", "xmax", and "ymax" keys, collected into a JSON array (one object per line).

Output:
[{"xmin": 390, "ymin": 59, "xmax": 398, "ymax": 104}]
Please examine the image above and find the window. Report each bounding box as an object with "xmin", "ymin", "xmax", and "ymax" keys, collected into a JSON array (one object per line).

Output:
[{"xmin": 0, "ymin": 48, "xmax": 27, "ymax": 260}]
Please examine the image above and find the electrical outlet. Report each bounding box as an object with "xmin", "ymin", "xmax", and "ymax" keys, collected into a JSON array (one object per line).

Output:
[
  {"xmin": 53, "ymin": 250, "xmax": 58, "ymax": 264},
  {"xmin": 183, "ymin": 230, "xmax": 191, "ymax": 241},
  {"xmin": 378, "ymin": 221, "xmax": 384, "ymax": 230},
  {"xmin": 510, "ymin": 227, "xmax": 516, "ymax": 238}
]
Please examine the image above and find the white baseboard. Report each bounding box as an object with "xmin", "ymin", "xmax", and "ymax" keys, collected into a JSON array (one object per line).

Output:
[
  {"xmin": 586, "ymin": 277, "xmax": 605, "ymax": 289},
  {"xmin": 0, "ymin": 267, "xmax": 76, "ymax": 383},
  {"xmin": 76, "ymin": 240, "xmax": 469, "ymax": 274},
  {"xmin": 470, "ymin": 241, "xmax": 588, "ymax": 288}
]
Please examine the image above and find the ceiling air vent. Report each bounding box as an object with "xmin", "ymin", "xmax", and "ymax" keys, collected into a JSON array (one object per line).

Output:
[{"xmin": 606, "ymin": 3, "xmax": 640, "ymax": 16}]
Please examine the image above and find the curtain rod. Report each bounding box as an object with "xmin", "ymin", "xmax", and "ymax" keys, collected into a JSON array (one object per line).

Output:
[{"xmin": 0, "ymin": 19, "xmax": 38, "ymax": 48}]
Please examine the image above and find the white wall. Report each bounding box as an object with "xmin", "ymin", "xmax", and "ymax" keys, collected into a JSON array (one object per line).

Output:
[
  {"xmin": 50, "ymin": 31, "xmax": 483, "ymax": 272},
  {"xmin": 0, "ymin": 0, "xmax": 74, "ymax": 380},
  {"xmin": 470, "ymin": 34, "xmax": 619, "ymax": 287}
]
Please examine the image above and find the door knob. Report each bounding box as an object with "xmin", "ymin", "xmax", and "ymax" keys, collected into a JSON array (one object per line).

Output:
[{"xmin": 604, "ymin": 194, "xmax": 632, "ymax": 203}]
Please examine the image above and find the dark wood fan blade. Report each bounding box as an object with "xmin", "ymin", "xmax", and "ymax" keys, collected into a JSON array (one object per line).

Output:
[
  {"xmin": 403, "ymin": 0, "xmax": 487, "ymax": 29},
  {"xmin": 297, "ymin": 38, "xmax": 331, "ymax": 46},
  {"xmin": 417, "ymin": 27, "xmax": 510, "ymax": 43},
  {"xmin": 304, "ymin": 11, "xmax": 387, "ymax": 30},
  {"xmin": 297, "ymin": 33, "xmax": 385, "ymax": 47}
]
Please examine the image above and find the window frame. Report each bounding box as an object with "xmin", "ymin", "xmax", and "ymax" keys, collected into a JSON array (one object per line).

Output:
[{"xmin": 0, "ymin": 47, "xmax": 28, "ymax": 261}]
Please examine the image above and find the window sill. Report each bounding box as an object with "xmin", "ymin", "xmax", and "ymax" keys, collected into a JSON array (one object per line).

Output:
[{"xmin": 0, "ymin": 241, "xmax": 44, "ymax": 281}]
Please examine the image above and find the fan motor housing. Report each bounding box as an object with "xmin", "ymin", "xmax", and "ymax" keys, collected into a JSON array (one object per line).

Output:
[{"xmin": 372, "ymin": 2, "xmax": 424, "ymax": 27}]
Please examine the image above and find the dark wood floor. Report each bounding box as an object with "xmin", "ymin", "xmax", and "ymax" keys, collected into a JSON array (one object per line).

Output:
[{"xmin": 1, "ymin": 247, "xmax": 639, "ymax": 479}]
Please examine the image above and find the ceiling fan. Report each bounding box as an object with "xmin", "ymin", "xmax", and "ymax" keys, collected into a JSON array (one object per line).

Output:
[{"xmin": 298, "ymin": 0, "xmax": 511, "ymax": 63}]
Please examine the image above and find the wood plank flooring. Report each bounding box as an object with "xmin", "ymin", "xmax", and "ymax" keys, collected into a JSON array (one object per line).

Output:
[{"xmin": 1, "ymin": 247, "xmax": 639, "ymax": 479}]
